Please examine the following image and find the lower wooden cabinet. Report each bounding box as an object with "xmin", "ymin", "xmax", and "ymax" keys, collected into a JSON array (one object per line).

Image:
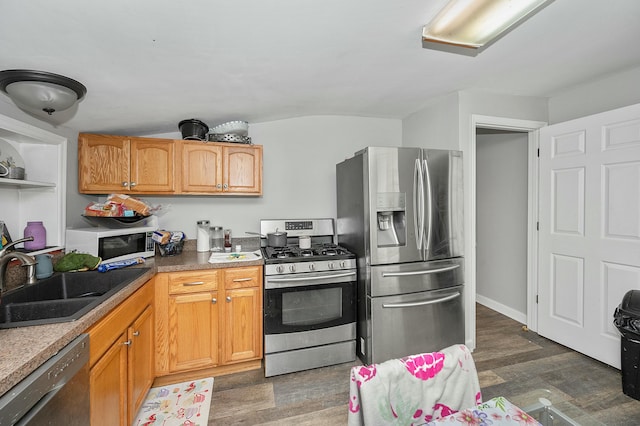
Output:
[
  {"xmin": 87, "ymin": 279, "xmax": 154, "ymax": 426},
  {"xmin": 155, "ymin": 266, "xmax": 263, "ymax": 377}
]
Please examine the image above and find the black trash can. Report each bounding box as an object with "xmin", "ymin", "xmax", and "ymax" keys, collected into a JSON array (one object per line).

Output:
[{"xmin": 614, "ymin": 289, "xmax": 640, "ymax": 400}]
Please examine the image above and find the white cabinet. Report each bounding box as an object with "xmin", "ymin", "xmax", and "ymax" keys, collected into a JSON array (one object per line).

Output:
[{"xmin": 0, "ymin": 114, "xmax": 67, "ymax": 252}]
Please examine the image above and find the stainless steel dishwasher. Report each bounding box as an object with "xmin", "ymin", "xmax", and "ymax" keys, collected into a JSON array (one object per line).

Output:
[{"xmin": 0, "ymin": 333, "xmax": 90, "ymax": 425}]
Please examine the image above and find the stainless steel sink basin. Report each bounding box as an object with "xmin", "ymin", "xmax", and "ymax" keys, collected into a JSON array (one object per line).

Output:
[{"xmin": 0, "ymin": 267, "xmax": 150, "ymax": 328}]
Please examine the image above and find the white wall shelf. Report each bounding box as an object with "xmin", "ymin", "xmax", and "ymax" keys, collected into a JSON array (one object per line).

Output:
[
  {"xmin": 0, "ymin": 178, "xmax": 56, "ymax": 189},
  {"xmin": 0, "ymin": 114, "xmax": 67, "ymax": 249}
]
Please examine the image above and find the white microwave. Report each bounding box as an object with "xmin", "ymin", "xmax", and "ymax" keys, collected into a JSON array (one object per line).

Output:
[{"xmin": 65, "ymin": 226, "xmax": 156, "ymax": 262}]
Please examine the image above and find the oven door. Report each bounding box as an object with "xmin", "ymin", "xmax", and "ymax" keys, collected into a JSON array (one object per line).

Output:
[{"xmin": 264, "ymin": 270, "xmax": 356, "ymax": 335}]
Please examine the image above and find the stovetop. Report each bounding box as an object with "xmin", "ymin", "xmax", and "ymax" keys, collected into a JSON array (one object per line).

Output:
[{"xmin": 262, "ymin": 243, "xmax": 355, "ymax": 263}]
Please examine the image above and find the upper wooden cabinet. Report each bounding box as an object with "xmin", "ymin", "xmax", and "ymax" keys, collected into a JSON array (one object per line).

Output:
[
  {"xmin": 79, "ymin": 133, "xmax": 175, "ymax": 194},
  {"xmin": 178, "ymin": 140, "xmax": 262, "ymax": 195},
  {"xmin": 79, "ymin": 133, "xmax": 262, "ymax": 195}
]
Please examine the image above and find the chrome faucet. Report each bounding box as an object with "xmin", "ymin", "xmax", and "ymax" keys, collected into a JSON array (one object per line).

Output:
[{"xmin": 0, "ymin": 237, "xmax": 37, "ymax": 293}]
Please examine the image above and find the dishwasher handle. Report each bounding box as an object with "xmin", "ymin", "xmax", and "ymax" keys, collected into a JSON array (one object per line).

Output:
[
  {"xmin": 382, "ymin": 291, "xmax": 461, "ymax": 309},
  {"xmin": 382, "ymin": 264, "xmax": 460, "ymax": 278}
]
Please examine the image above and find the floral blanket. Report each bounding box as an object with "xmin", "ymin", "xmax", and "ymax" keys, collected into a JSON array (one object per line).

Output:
[{"xmin": 348, "ymin": 344, "xmax": 482, "ymax": 426}]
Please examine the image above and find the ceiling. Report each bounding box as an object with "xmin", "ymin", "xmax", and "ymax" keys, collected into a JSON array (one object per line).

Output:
[{"xmin": 1, "ymin": 0, "xmax": 639, "ymax": 135}]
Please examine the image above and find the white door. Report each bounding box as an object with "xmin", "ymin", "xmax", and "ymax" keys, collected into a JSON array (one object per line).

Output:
[{"xmin": 538, "ymin": 103, "xmax": 640, "ymax": 368}]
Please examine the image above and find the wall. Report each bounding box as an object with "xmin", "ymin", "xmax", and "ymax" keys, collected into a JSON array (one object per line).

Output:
[
  {"xmin": 549, "ymin": 65, "xmax": 640, "ymax": 124},
  {"xmin": 476, "ymin": 130, "xmax": 528, "ymax": 320},
  {"xmin": 403, "ymin": 92, "xmax": 460, "ymax": 150},
  {"xmin": 143, "ymin": 115, "xmax": 402, "ymax": 237}
]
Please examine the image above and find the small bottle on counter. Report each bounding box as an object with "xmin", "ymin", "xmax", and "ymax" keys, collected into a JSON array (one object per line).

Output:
[
  {"xmin": 224, "ymin": 229, "xmax": 232, "ymax": 252},
  {"xmin": 196, "ymin": 220, "xmax": 210, "ymax": 252}
]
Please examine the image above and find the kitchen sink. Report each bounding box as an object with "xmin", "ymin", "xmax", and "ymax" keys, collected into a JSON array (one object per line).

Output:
[{"xmin": 0, "ymin": 267, "xmax": 150, "ymax": 328}]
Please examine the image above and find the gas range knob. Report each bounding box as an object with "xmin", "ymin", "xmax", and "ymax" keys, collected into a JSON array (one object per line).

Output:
[
  {"xmin": 340, "ymin": 260, "xmax": 347, "ymax": 268},
  {"xmin": 308, "ymin": 263, "xmax": 315, "ymax": 271},
  {"xmin": 289, "ymin": 264, "xmax": 296, "ymax": 272},
  {"xmin": 328, "ymin": 262, "xmax": 335, "ymax": 270},
  {"xmin": 276, "ymin": 265, "xmax": 284, "ymax": 273}
]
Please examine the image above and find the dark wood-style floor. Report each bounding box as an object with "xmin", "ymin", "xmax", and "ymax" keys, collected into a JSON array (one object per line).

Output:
[{"xmin": 208, "ymin": 304, "xmax": 640, "ymax": 425}]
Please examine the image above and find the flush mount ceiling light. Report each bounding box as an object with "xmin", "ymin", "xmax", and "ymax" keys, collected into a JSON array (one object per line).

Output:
[
  {"xmin": 0, "ymin": 69, "xmax": 87, "ymax": 115},
  {"xmin": 422, "ymin": 0, "xmax": 554, "ymax": 56}
]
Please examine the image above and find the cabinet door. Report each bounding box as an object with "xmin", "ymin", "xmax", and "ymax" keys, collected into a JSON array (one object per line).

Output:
[
  {"xmin": 224, "ymin": 145, "xmax": 263, "ymax": 194},
  {"xmin": 128, "ymin": 305, "xmax": 154, "ymax": 424},
  {"xmin": 78, "ymin": 133, "xmax": 130, "ymax": 193},
  {"xmin": 168, "ymin": 291, "xmax": 219, "ymax": 371},
  {"xmin": 90, "ymin": 332, "xmax": 128, "ymax": 426},
  {"xmin": 179, "ymin": 141, "xmax": 223, "ymax": 193},
  {"xmin": 130, "ymin": 137, "xmax": 175, "ymax": 193},
  {"xmin": 222, "ymin": 266, "xmax": 263, "ymax": 363},
  {"xmin": 223, "ymin": 287, "xmax": 262, "ymax": 363}
]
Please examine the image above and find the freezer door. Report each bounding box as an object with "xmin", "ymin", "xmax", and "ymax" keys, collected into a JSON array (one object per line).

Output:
[
  {"xmin": 367, "ymin": 285, "xmax": 465, "ymax": 365},
  {"xmin": 369, "ymin": 258, "xmax": 464, "ymax": 297},
  {"xmin": 367, "ymin": 147, "xmax": 423, "ymax": 265},
  {"xmin": 422, "ymin": 149, "xmax": 464, "ymax": 260}
]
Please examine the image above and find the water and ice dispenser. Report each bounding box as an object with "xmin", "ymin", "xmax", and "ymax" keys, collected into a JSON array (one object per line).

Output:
[{"xmin": 376, "ymin": 193, "xmax": 406, "ymax": 247}]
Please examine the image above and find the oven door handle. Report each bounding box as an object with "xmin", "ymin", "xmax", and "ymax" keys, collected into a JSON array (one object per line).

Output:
[
  {"xmin": 382, "ymin": 291, "xmax": 461, "ymax": 308},
  {"xmin": 382, "ymin": 264, "xmax": 459, "ymax": 277},
  {"xmin": 268, "ymin": 271, "xmax": 356, "ymax": 282}
]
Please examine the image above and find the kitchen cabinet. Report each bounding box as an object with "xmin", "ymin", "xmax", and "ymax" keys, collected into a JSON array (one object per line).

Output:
[
  {"xmin": 78, "ymin": 133, "xmax": 263, "ymax": 195},
  {"xmin": 87, "ymin": 278, "xmax": 154, "ymax": 426},
  {"xmin": 154, "ymin": 266, "xmax": 263, "ymax": 378},
  {"xmin": 167, "ymin": 270, "xmax": 220, "ymax": 372},
  {"xmin": 0, "ymin": 114, "xmax": 67, "ymax": 252},
  {"xmin": 177, "ymin": 140, "xmax": 263, "ymax": 195},
  {"xmin": 222, "ymin": 266, "xmax": 263, "ymax": 363},
  {"xmin": 78, "ymin": 133, "xmax": 175, "ymax": 194}
]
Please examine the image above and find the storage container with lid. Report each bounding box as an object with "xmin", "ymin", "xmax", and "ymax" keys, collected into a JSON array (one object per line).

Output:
[{"xmin": 196, "ymin": 220, "xmax": 210, "ymax": 252}]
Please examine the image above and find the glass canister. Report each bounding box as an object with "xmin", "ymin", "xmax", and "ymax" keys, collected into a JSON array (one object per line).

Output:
[
  {"xmin": 24, "ymin": 221, "xmax": 46, "ymax": 250},
  {"xmin": 196, "ymin": 220, "xmax": 210, "ymax": 252},
  {"xmin": 210, "ymin": 226, "xmax": 224, "ymax": 252}
]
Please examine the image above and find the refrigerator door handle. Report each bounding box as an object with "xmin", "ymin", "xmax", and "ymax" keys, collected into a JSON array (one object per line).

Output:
[
  {"xmin": 382, "ymin": 291, "xmax": 461, "ymax": 308},
  {"xmin": 381, "ymin": 264, "xmax": 460, "ymax": 277},
  {"xmin": 413, "ymin": 158, "xmax": 425, "ymax": 250},
  {"xmin": 422, "ymin": 158, "xmax": 433, "ymax": 252}
]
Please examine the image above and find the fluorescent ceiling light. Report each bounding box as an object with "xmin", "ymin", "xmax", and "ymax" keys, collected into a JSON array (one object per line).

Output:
[{"xmin": 422, "ymin": 0, "xmax": 554, "ymax": 56}]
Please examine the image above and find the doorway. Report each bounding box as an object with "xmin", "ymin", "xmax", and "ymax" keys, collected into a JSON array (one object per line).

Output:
[
  {"xmin": 464, "ymin": 115, "xmax": 546, "ymax": 351},
  {"xmin": 476, "ymin": 128, "xmax": 528, "ymax": 324}
]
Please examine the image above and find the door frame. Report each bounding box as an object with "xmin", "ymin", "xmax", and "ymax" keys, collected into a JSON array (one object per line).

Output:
[{"xmin": 465, "ymin": 115, "xmax": 546, "ymax": 350}]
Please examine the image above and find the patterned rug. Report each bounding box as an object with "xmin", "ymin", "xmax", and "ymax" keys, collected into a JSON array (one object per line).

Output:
[{"xmin": 133, "ymin": 377, "xmax": 214, "ymax": 426}]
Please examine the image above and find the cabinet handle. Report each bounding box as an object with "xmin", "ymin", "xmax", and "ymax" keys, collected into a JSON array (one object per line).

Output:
[
  {"xmin": 226, "ymin": 296, "xmax": 231, "ymax": 302},
  {"xmin": 212, "ymin": 298, "xmax": 217, "ymax": 304},
  {"xmin": 123, "ymin": 340, "xmax": 132, "ymax": 346},
  {"xmin": 133, "ymin": 331, "xmax": 140, "ymax": 337},
  {"xmin": 130, "ymin": 182, "xmax": 137, "ymax": 187},
  {"xmin": 183, "ymin": 281, "xmax": 205, "ymax": 286},
  {"xmin": 223, "ymin": 183, "xmax": 228, "ymax": 189},
  {"xmin": 233, "ymin": 278, "xmax": 253, "ymax": 282},
  {"xmin": 122, "ymin": 182, "xmax": 129, "ymax": 187},
  {"xmin": 216, "ymin": 183, "xmax": 222, "ymax": 189}
]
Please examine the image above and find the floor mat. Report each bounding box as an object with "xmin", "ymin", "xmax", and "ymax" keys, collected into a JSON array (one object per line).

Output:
[{"xmin": 133, "ymin": 377, "xmax": 214, "ymax": 426}]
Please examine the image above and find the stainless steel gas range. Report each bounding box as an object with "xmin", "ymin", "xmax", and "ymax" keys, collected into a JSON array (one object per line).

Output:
[{"xmin": 260, "ymin": 218, "xmax": 357, "ymax": 377}]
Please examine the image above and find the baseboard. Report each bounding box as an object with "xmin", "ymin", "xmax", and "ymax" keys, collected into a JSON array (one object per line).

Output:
[
  {"xmin": 476, "ymin": 295, "xmax": 527, "ymax": 325},
  {"xmin": 153, "ymin": 359, "xmax": 262, "ymax": 387}
]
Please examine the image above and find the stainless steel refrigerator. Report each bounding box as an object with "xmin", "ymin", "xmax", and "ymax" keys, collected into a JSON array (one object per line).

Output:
[{"xmin": 336, "ymin": 147, "xmax": 465, "ymax": 365}]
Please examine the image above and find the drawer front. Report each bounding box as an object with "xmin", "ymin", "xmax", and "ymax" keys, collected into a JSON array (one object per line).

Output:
[
  {"xmin": 168, "ymin": 270, "xmax": 219, "ymax": 294},
  {"xmin": 224, "ymin": 266, "xmax": 262, "ymax": 289}
]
